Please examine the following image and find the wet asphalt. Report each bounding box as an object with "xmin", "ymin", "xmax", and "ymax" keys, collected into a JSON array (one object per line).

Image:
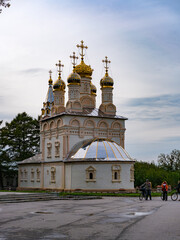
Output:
[{"xmin": 0, "ymin": 195, "xmax": 179, "ymax": 240}]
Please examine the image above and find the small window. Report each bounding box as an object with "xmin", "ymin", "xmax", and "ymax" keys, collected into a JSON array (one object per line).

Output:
[
  {"xmin": 31, "ymin": 169, "xmax": 35, "ymax": 182},
  {"xmin": 86, "ymin": 166, "xmax": 96, "ymax": 182},
  {"xmin": 55, "ymin": 141, "xmax": 60, "ymax": 157},
  {"xmin": 114, "ymin": 171, "xmax": 118, "ymax": 180},
  {"xmin": 47, "ymin": 142, "xmax": 52, "ymax": 158},
  {"xmin": 112, "ymin": 165, "xmax": 121, "ymax": 182},
  {"xmin": 36, "ymin": 169, "xmax": 41, "ymax": 182},
  {"xmin": 24, "ymin": 169, "xmax": 28, "ymax": 182},
  {"xmin": 89, "ymin": 172, "xmax": 93, "ymax": 180},
  {"xmin": 51, "ymin": 167, "xmax": 56, "ymax": 183}
]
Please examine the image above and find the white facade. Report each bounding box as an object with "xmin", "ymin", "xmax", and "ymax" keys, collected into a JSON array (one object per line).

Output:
[{"xmin": 18, "ymin": 41, "xmax": 135, "ymax": 192}]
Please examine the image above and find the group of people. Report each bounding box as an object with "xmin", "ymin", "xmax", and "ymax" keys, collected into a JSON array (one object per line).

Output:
[{"xmin": 140, "ymin": 180, "xmax": 180, "ymax": 201}]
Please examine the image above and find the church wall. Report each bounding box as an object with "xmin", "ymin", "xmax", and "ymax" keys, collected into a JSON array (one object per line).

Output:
[
  {"xmin": 43, "ymin": 135, "xmax": 63, "ymax": 161},
  {"xmin": 65, "ymin": 162, "xmax": 134, "ymax": 191},
  {"xmin": 18, "ymin": 164, "xmax": 42, "ymax": 189},
  {"xmin": 65, "ymin": 164, "xmax": 72, "ymax": 189},
  {"xmin": 43, "ymin": 163, "xmax": 63, "ymax": 189},
  {"xmin": 63, "ymin": 115, "xmax": 126, "ymax": 154},
  {"xmin": 41, "ymin": 115, "xmax": 126, "ymax": 161}
]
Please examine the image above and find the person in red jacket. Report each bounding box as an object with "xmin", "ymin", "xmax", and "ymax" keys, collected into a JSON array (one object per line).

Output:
[{"xmin": 161, "ymin": 181, "xmax": 168, "ymax": 201}]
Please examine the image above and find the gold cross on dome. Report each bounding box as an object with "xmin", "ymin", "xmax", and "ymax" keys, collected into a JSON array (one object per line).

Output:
[
  {"xmin": 76, "ymin": 40, "xmax": 88, "ymax": 61},
  {"xmin": 102, "ymin": 56, "xmax": 111, "ymax": 75},
  {"xmin": 49, "ymin": 70, "xmax": 52, "ymax": 78},
  {"xmin": 55, "ymin": 60, "xmax": 64, "ymax": 78},
  {"xmin": 48, "ymin": 70, "xmax": 53, "ymax": 85},
  {"xmin": 70, "ymin": 52, "xmax": 78, "ymax": 69}
]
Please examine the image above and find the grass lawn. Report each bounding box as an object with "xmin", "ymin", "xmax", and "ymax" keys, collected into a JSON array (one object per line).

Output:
[{"xmin": 0, "ymin": 190, "xmax": 174, "ymax": 198}]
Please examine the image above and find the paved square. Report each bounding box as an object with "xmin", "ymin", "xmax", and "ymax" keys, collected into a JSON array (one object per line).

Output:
[{"xmin": 0, "ymin": 195, "xmax": 179, "ymax": 240}]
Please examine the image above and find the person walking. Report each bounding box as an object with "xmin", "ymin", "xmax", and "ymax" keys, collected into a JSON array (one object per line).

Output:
[{"xmin": 161, "ymin": 181, "xmax": 168, "ymax": 201}]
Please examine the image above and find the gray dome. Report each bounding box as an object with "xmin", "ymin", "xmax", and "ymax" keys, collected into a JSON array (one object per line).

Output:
[{"xmin": 67, "ymin": 138, "xmax": 132, "ymax": 161}]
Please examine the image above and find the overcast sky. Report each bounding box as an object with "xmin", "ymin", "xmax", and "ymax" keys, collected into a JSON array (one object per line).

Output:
[{"xmin": 1, "ymin": 0, "xmax": 180, "ymax": 162}]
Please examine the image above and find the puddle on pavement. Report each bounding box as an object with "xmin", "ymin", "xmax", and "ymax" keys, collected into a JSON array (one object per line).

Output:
[
  {"xmin": 125, "ymin": 211, "xmax": 154, "ymax": 217},
  {"xmin": 0, "ymin": 237, "xmax": 6, "ymax": 240},
  {"xmin": 101, "ymin": 211, "xmax": 154, "ymax": 223},
  {"xmin": 30, "ymin": 211, "xmax": 53, "ymax": 214},
  {"xmin": 42, "ymin": 233, "xmax": 68, "ymax": 239}
]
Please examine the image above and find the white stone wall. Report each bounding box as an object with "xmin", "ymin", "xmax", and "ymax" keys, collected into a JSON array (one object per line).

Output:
[
  {"xmin": 19, "ymin": 165, "xmax": 42, "ymax": 189},
  {"xmin": 65, "ymin": 164, "xmax": 72, "ymax": 189},
  {"xmin": 44, "ymin": 136, "xmax": 63, "ymax": 161},
  {"xmin": 65, "ymin": 162, "xmax": 134, "ymax": 190},
  {"xmin": 41, "ymin": 115, "xmax": 126, "ymax": 162},
  {"xmin": 43, "ymin": 164, "xmax": 63, "ymax": 189}
]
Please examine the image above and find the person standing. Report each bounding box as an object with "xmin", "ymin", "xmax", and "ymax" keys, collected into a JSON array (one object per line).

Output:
[
  {"xmin": 161, "ymin": 181, "xmax": 168, "ymax": 201},
  {"xmin": 142, "ymin": 179, "xmax": 152, "ymax": 200}
]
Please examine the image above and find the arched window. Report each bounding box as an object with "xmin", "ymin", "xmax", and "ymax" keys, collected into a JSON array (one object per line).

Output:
[
  {"xmin": 112, "ymin": 165, "xmax": 121, "ymax": 182},
  {"xmin": 24, "ymin": 169, "xmax": 27, "ymax": 181},
  {"xmin": 55, "ymin": 141, "xmax": 60, "ymax": 157},
  {"xmin": 47, "ymin": 142, "xmax": 52, "ymax": 158},
  {"xmin": 36, "ymin": 169, "xmax": 41, "ymax": 182},
  {"xmin": 31, "ymin": 168, "xmax": 34, "ymax": 182},
  {"xmin": 89, "ymin": 172, "xmax": 93, "ymax": 180},
  {"xmin": 51, "ymin": 167, "xmax": 56, "ymax": 183},
  {"xmin": 86, "ymin": 166, "xmax": 96, "ymax": 182},
  {"xmin": 114, "ymin": 171, "xmax": 118, "ymax": 180}
]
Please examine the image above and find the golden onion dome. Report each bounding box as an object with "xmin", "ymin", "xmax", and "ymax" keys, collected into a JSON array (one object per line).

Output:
[
  {"xmin": 100, "ymin": 73, "xmax": 114, "ymax": 88},
  {"xmin": 74, "ymin": 60, "xmax": 93, "ymax": 79},
  {"xmin": 91, "ymin": 82, "xmax": 97, "ymax": 95},
  {"xmin": 48, "ymin": 77, "xmax": 53, "ymax": 85},
  {"xmin": 67, "ymin": 72, "xmax": 81, "ymax": 85},
  {"xmin": 53, "ymin": 77, "xmax": 66, "ymax": 91}
]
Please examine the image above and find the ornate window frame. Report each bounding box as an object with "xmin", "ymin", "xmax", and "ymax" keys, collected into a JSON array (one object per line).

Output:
[
  {"xmin": 36, "ymin": 168, "xmax": 41, "ymax": 182},
  {"xmin": 51, "ymin": 167, "xmax": 56, "ymax": 183},
  {"xmin": 24, "ymin": 169, "xmax": 28, "ymax": 182},
  {"xmin": 86, "ymin": 166, "xmax": 96, "ymax": 182},
  {"xmin": 112, "ymin": 165, "xmax": 121, "ymax": 182},
  {"xmin": 47, "ymin": 142, "xmax": 52, "ymax": 158},
  {"xmin": 31, "ymin": 168, "xmax": 35, "ymax": 182},
  {"xmin": 55, "ymin": 141, "xmax": 60, "ymax": 157}
]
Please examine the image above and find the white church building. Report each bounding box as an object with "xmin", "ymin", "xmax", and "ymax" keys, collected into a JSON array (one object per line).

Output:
[{"xmin": 18, "ymin": 41, "xmax": 135, "ymax": 192}]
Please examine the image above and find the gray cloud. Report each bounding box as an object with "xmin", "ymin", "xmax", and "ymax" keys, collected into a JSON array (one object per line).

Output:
[
  {"xmin": 119, "ymin": 94, "xmax": 180, "ymax": 123},
  {"xmin": 126, "ymin": 94, "xmax": 180, "ymax": 107},
  {"xmin": 20, "ymin": 68, "xmax": 46, "ymax": 75}
]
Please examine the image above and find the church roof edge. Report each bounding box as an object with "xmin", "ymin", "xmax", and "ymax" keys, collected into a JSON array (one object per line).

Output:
[{"xmin": 40, "ymin": 108, "xmax": 128, "ymax": 122}]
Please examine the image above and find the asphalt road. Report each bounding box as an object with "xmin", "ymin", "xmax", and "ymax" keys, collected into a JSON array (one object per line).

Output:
[{"xmin": 0, "ymin": 196, "xmax": 179, "ymax": 240}]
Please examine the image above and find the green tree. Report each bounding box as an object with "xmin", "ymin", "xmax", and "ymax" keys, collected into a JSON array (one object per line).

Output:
[
  {"xmin": 0, "ymin": 112, "xmax": 40, "ymax": 188},
  {"xmin": 134, "ymin": 160, "xmax": 179, "ymax": 189},
  {"xmin": 0, "ymin": 0, "xmax": 10, "ymax": 13},
  {"xmin": 158, "ymin": 149, "xmax": 180, "ymax": 171}
]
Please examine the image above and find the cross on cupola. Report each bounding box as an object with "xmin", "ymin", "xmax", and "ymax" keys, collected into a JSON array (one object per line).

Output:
[
  {"xmin": 102, "ymin": 56, "xmax": 111, "ymax": 76},
  {"xmin": 49, "ymin": 70, "xmax": 52, "ymax": 77},
  {"xmin": 56, "ymin": 60, "xmax": 64, "ymax": 79},
  {"xmin": 70, "ymin": 52, "xmax": 78, "ymax": 70},
  {"xmin": 77, "ymin": 40, "xmax": 88, "ymax": 61},
  {"xmin": 48, "ymin": 70, "xmax": 53, "ymax": 85}
]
